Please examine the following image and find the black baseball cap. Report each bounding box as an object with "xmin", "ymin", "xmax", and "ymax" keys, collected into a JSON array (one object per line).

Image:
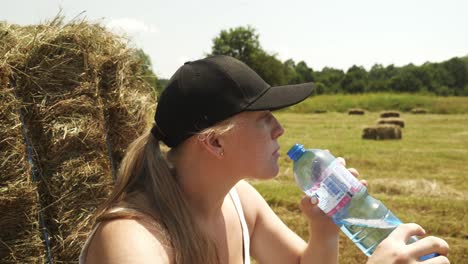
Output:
[{"xmin": 152, "ymin": 55, "xmax": 314, "ymax": 147}]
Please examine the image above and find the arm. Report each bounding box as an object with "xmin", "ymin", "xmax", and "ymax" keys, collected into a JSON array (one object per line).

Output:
[
  {"xmin": 85, "ymin": 218, "xmax": 173, "ymax": 264},
  {"xmin": 236, "ymin": 180, "xmax": 339, "ymax": 264}
]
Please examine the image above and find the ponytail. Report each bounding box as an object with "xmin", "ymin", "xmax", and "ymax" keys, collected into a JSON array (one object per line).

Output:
[{"xmin": 93, "ymin": 132, "xmax": 219, "ymax": 263}]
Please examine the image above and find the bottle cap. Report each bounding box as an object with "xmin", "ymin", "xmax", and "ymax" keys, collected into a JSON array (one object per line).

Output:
[{"xmin": 287, "ymin": 143, "xmax": 305, "ymax": 161}]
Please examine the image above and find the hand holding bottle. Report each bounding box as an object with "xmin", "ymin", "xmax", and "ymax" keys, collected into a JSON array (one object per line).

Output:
[
  {"xmin": 367, "ymin": 223, "xmax": 450, "ymax": 264},
  {"xmin": 287, "ymin": 144, "xmax": 443, "ymax": 260},
  {"xmin": 299, "ymin": 155, "xmax": 366, "ymax": 237}
]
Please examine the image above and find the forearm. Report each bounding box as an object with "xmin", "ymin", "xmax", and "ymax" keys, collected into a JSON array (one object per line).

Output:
[{"xmin": 300, "ymin": 227, "xmax": 339, "ymax": 264}]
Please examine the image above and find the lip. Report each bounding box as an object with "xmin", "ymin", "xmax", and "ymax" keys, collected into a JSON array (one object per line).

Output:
[{"xmin": 273, "ymin": 147, "xmax": 280, "ymax": 156}]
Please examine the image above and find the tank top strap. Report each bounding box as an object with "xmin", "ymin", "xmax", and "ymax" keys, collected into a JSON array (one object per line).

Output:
[{"xmin": 229, "ymin": 187, "xmax": 251, "ymax": 264}]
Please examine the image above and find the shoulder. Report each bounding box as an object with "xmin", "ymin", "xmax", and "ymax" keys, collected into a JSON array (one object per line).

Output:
[
  {"xmin": 233, "ymin": 180, "xmax": 270, "ymax": 230},
  {"xmin": 85, "ymin": 217, "xmax": 173, "ymax": 264}
]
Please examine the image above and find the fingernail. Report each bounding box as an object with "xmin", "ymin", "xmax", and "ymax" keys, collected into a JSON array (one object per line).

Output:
[{"xmin": 310, "ymin": 196, "xmax": 318, "ymax": 205}]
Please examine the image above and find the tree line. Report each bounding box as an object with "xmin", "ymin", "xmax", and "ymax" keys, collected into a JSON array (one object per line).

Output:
[{"xmin": 209, "ymin": 26, "xmax": 468, "ymax": 96}]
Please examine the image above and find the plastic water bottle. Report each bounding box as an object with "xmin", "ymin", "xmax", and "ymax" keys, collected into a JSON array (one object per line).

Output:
[{"xmin": 287, "ymin": 144, "xmax": 438, "ymax": 260}]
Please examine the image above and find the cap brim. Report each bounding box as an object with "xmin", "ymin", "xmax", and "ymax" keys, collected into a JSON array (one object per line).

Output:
[{"xmin": 245, "ymin": 82, "xmax": 314, "ymax": 111}]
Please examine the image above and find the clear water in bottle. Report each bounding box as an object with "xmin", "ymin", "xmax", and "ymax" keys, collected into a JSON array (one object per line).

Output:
[{"xmin": 287, "ymin": 143, "xmax": 438, "ymax": 260}]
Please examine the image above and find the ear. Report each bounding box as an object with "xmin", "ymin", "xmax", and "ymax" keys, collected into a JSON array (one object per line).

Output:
[{"xmin": 199, "ymin": 133, "xmax": 225, "ymax": 159}]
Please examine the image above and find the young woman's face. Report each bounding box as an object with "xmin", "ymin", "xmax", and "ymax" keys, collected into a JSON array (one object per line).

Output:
[{"xmin": 222, "ymin": 111, "xmax": 284, "ymax": 179}]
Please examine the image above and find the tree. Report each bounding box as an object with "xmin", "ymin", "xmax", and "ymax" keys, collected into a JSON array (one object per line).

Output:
[
  {"xmin": 134, "ymin": 49, "xmax": 159, "ymax": 93},
  {"xmin": 251, "ymin": 51, "xmax": 286, "ymax": 86},
  {"xmin": 295, "ymin": 61, "xmax": 314, "ymax": 83},
  {"xmin": 315, "ymin": 67, "xmax": 345, "ymax": 93},
  {"xmin": 442, "ymin": 57, "xmax": 468, "ymax": 93},
  {"xmin": 210, "ymin": 26, "xmax": 285, "ymax": 85},
  {"xmin": 341, "ymin": 65, "xmax": 368, "ymax": 93},
  {"xmin": 210, "ymin": 26, "xmax": 261, "ymax": 66}
]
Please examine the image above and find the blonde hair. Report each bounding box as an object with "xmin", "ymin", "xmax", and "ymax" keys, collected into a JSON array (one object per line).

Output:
[{"xmin": 92, "ymin": 117, "xmax": 237, "ymax": 264}]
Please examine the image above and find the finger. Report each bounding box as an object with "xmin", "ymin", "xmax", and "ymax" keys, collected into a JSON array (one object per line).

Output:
[
  {"xmin": 418, "ymin": 255, "xmax": 450, "ymax": 264},
  {"xmin": 348, "ymin": 167, "xmax": 360, "ymax": 178},
  {"xmin": 300, "ymin": 195, "xmax": 316, "ymax": 212},
  {"xmin": 360, "ymin": 179, "xmax": 368, "ymax": 187},
  {"xmin": 407, "ymin": 236, "xmax": 449, "ymax": 258},
  {"xmin": 337, "ymin": 157, "xmax": 346, "ymax": 167},
  {"xmin": 299, "ymin": 195, "xmax": 324, "ymax": 220},
  {"xmin": 390, "ymin": 223, "xmax": 426, "ymax": 243}
]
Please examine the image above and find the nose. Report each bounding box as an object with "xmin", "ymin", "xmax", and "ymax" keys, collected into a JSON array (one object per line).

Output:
[{"xmin": 271, "ymin": 116, "xmax": 284, "ymax": 139}]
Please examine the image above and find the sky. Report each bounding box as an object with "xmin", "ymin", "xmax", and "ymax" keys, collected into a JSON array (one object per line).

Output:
[{"xmin": 2, "ymin": 0, "xmax": 467, "ymax": 79}]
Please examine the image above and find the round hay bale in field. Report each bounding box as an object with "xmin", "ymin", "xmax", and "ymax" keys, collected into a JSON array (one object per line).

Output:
[
  {"xmin": 313, "ymin": 109, "xmax": 327, "ymax": 114},
  {"xmin": 380, "ymin": 111, "xmax": 400, "ymax": 118},
  {"xmin": 362, "ymin": 126, "xmax": 378, "ymax": 139},
  {"xmin": 348, "ymin": 108, "xmax": 365, "ymax": 115},
  {"xmin": 377, "ymin": 117, "xmax": 405, "ymax": 128},
  {"xmin": 411, "ymin": 108, "xmax": 429, "ymax": 114},
  {"xmin": 362, "ymin": 125, "xmax": 402, "ymax": 140}
]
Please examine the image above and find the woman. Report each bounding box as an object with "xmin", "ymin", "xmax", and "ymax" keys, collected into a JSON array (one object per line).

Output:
[{"xmin": 80, "ymin": 55, "xmax": 449, "ymax": 263}]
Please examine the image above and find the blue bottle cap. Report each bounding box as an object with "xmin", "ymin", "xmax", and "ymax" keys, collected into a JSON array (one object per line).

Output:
[{"xmin": 287, "ymin": 143, "xmax": 305, "ymax": 161}]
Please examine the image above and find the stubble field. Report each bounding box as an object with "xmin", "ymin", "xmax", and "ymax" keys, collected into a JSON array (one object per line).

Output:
[{"xmin": 250, "ymin": 111, "xmax": 468, "ymax": 263}]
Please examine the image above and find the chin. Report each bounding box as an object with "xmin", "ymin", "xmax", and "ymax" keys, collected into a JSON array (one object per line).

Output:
[{"xmin": 260, "ymin": 166, "xmax": 280, "ymax": 180}]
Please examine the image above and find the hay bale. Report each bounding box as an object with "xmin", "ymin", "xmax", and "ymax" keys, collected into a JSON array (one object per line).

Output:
[
  {"xmin": 377, "ymin": 117, "xmax": 405, "ymax": 128},
  {"xmin": 362, "ymin": 125, "xmax": 402, "ymax": 140},
  {"xmin": 99, "ymin": 56, "xmax": 154, "ymax": 170},
  {"xmin": 411, "ymin": 108, "xmax": 429, "ymax": 114},
  {"xmin": 0, "ymin": 183, "xmax": 45, "ymax": 263},
  {"xmin": 3, "ymin": 16, "xmax": 155, "ymax": 262},
  {"xmin": 348, "ymin": 108, "xmax": 365, "ymax": 115},
  {"xmin": 380, "ymin": 111, "xmax": 400, "ymax": 118},
  {"xmin": 0, "ymin": 72, "xmax": 45, "ymax": 263},
  {"xmin": 313, "ymin": 109, "xmax": 327, "ymax": 114}
]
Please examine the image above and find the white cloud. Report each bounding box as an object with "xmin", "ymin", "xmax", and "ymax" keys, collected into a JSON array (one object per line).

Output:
[{"xmin": 106, "ymin": 18, "xmax": 158, "ymax": 34}]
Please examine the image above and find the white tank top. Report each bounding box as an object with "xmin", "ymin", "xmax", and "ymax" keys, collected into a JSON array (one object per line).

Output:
[{"xmin": 79, "ymin": 187, "xmax": 251, "ymax": 263}]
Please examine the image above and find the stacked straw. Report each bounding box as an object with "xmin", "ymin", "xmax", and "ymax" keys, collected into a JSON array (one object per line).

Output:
[
  {"xmin": 0, "ymin": 64, "xmax": 45, "ymax": 263},
  {"xmin": 1, "ymin": 16, "xmax": 155, "ymax": 262}
]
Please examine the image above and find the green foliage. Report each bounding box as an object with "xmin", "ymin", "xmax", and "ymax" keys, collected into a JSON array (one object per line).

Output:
[
  {"xmin": 210, "ymin": 26, "xmax": 468, "ymax": 96},
  {"xmin": 134, "ymin": 49, "xmax": 159, "ymax": 94},
  {"xmin": 211, "ymin": 26, "xmax": 260, "ymax": 66},
  {"xmin": 210, "ymin": 26, "xmax": 286, "ymax": 86},
  {"xmin": 285, "ymin": 93, "xmax": 468, "ymax": 114},
  {"xmin": 341, "ymin": 65, "xmax": 368, "ymax": 93}
]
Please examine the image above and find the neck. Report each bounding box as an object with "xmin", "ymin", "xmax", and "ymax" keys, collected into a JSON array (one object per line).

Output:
[{"xmin": 175, "ymin": 143, "xmax": 240, "ymax": 221}]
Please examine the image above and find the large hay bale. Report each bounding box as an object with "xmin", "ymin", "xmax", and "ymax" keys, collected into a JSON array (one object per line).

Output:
[
  {"xmin": 348, "ymin": 108, "xmax": 365, "ymax": 115},
  {"xmin": 362, "ymin": 125, "xmax": 402, "ymax": 140},
  {"xmin": 0, "ymin": 68, "xmax": 45, "ymax": 263},
  {"xmin": 411, "ymin": 108, "xmax": 429, "ymax": 114},
  {"xmin": 380, "ymin": 111, "xmax": 400, "ymax": 118},
  {"xmin": 99, "ymin": 55, "xmax": 154, "ymax": 173},
  {"xmin": 2, "ymin": 16, "xmax": 155, "ymax": 262},
  {"xmin": 377, "ymin": 117, "xmax": 405, "ymax": 128}
]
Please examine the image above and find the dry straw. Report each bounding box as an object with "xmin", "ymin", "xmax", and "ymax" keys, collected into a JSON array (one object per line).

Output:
[
  {"xmin": 377, "ymin": 117, "xmax": 405, "ymax": 128},
  {"xmin": 0, "ymin": 67, "xmax": 45, "ymax": 263},
  {"xmin": 380, "ymin": 110, "xmax": 400, "ymax": 118},
  {"xmin": 362, "ymin": 125, "xmax": 402, "ymax": 140},
  {"xmin": 1, "ymin": 15, "xmax": 155, "ymax": 262},
  {"xmin": 411, "ymin": 108, "xmax": 429, "ymax": 114},
  {"xmin": 348, "ymin": 108, "xmax": 365, "ymax": 115}
]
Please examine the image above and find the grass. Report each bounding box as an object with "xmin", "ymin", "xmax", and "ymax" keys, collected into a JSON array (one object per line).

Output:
[
  {"xmin": 249, "ymin": 111, "xmax": 468, "ymax": 263},
  {"xmin": 285, "ymin": 93, "xmax": 468, "ymax": 114}
]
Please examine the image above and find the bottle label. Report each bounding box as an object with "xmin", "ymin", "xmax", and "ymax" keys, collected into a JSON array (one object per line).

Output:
[{"xmin": 312, "ymin": 159, "xmax": 363, "ymax": 216}]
